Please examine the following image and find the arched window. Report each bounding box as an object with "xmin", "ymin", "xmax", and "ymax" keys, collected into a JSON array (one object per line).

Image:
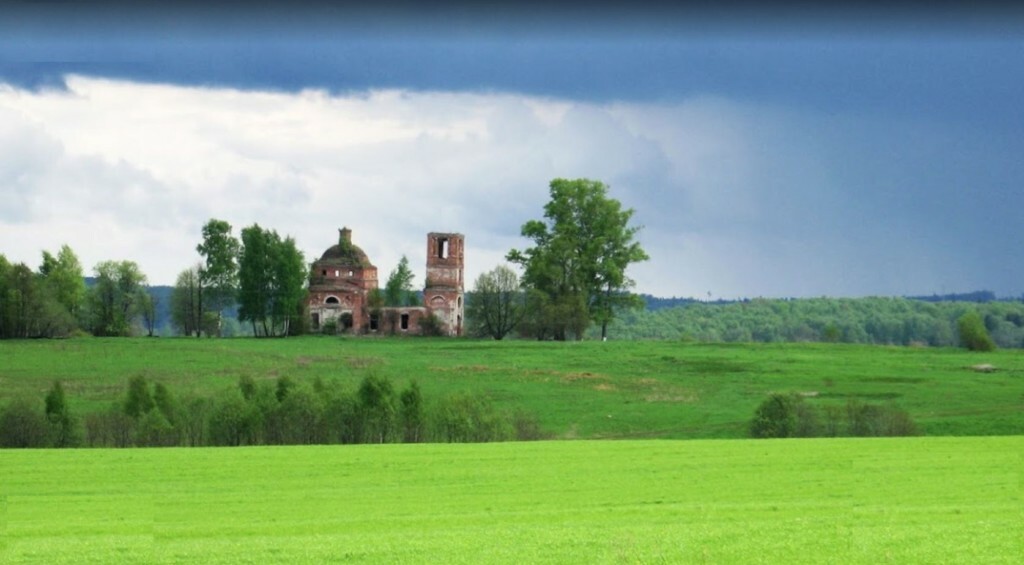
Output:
[{"xmin": 325, "ymin": 296, "xmax": 340, "ymax": 305}]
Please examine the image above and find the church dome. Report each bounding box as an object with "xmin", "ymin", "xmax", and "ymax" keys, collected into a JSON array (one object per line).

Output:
[{"xmin": 318, "ymin": 228, "xmax": 374, "ymax": 267}]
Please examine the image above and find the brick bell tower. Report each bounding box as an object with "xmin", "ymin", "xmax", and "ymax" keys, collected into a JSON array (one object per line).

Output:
[{"xmin": 424, "ymin": 232, "xmax": 465, "ymax": 336}]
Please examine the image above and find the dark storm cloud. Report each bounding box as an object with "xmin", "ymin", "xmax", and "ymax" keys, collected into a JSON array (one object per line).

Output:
[{"xmin": 2, "ymin": 2, "xmax": 1023, "ymax": 297}]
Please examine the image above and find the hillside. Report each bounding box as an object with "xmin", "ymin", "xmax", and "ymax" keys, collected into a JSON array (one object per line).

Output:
[
  {"xmin": 2, "ymin": 338, "xmax": 1021, "ymax": 440},
  {"xmin": 599, "ymin": 296, "xmax": 1024, "ymax": 347}
]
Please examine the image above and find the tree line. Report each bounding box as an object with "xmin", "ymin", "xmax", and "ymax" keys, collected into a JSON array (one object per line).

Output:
[
  {"xmin": 0, "ymin": 374, "xmax": 547, "ymax": 448},
  {"xmin": 173, "ymin": 220, "xmax": 308, "ymax": 337},
  {"xmin": 0, "ymin": 246, "xmax": 156, "ymax": 339},
  {"xmin": 0, "ymin": 218, "xmax": 313, "ymax": 339},
  {"xmin": 584, "ymin": 296, "xmax": 1022, "ymax": 348}
]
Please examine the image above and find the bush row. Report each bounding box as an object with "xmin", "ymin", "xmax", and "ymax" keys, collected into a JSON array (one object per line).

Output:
[
  {"xmin": 0, "ymin": 375, "xmax": 548, "ymax": 448},
  {"xmin": 750, "ymin": 393, "xmax": 918, "ymax": 438}
]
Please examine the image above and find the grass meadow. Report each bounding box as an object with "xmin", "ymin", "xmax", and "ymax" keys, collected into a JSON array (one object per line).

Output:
[
  {"xmin": 2, "ymin": 437, "xmax": 1021, "ymax": 563},
  {"xmin": 1, "ymin": 339, "xmax": 1022, "ymax": 562},
  {"xmin": 1, "ymin": 337, "xmax": 1022, "ymax": 438}
]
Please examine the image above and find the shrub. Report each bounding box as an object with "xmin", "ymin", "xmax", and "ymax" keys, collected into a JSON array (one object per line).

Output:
[
  {"xmin": 751, "ymin": 394, "xmax": 917, "ymax": 439},
  {"xmin": 0, "ymin": 398, "xmax": 50, "ymax": 448},
  {"xmin": 357, "ymin": 373, "xmax": 397, "ymax": 443},
  {"xmin": 419, "ymin": 313, "xmax": 445, "ymax": 337},
  {"xmin": 45, "ymin": 381, "xmax": 80, "ymax": 447},
  {"xmin": 321, "ymin": 319, "xmax": 338, "ymax": 335},
  {"xmin": 179, "ymin": 395, "xmax": 210, "ymax": 447},
  {"xmin": 793, "ymin": 400, "xmax": 821, "ymax": 437},
  {"xmin": 208, "ymin": 389, "xmax": 257, "ymax": 446},
  {"xmin": 400, "ymin": 381, "xmax": 425, "ymax": 443},
  {"xmin": 846, "ymin": 399, "xmax": 917, "ymax": 437},
  {"xmin": 958, "ymin": 311, "xmax": 996, "ymax": 352},
  {"xmin": 512, "ymin": 410, "xmax": 548, "ymax": 441},
  {"xmin": 749, "ymin": 393, "xmax": 798, "ymax": 438},
  {"xmin": 429, "ymin": 392, "xmax": 513, "ymax": 443},
  {"xmin": 134, "ymin": 410, "xmax": 178, "ymax": 447},
  {"xmin": 123, "ymin": 375, "xmax": 154, "ymax": 419},
  {"xmin": 83, "ymin": 403, "xmax": 134, "ymax": 447},
  {"xmin": 276, "ymin": 384, "xmax": 327, "ymax": 445}
]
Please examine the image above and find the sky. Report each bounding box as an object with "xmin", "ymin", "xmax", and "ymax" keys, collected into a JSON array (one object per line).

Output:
[{"xmin": 2, "ymin": 3, "xmax": 1023, "ymax": 299}]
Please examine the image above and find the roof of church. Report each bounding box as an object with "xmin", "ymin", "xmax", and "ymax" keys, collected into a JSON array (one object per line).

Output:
[{"xmin": 316, "ymin": 228, "xmax": 374, "ymax": 268}]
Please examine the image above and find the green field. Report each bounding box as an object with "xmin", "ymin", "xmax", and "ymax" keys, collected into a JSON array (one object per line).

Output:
[
  {"xmin": 1, "ymin": 338, "xmax": 1022, "ymax": 438},
  {"xmin": 2, "ymin": 437, "xmax": 1020, "ymax": 563}
]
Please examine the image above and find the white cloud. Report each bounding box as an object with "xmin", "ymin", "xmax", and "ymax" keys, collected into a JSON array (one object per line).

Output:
[{"xmin": 0, "ymin": 76, "xmax": 1020, "ymax": 298}]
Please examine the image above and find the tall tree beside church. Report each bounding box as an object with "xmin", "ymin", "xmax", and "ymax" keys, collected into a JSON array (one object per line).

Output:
[
  {"xmin": 237, "ymin": 224, "xmax": 306, "ymax": 337},
  {"xmin": 384, "ymin": 255, "xmax": 416, "ymax": 307},
  {"xmin": 507, "ymin": 178, "xmax": 649, "ymax": 340},
  {"xmin": 272, "ymin": 234, "xmax": 308, "ymax": 336},
  {"xmin": 467, "ymin": 264, "xmax": 526, "ymax": 340},
  {"xmin": 238, "ymin": 225, "xmax": 272, "ymax": 335},
  {"xmin": 196, "ymin": 219, "xmax": 241, "ymax": 335}
]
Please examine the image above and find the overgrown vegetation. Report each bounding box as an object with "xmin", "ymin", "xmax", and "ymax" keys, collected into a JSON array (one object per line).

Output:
[
  {"xmin": 0, "ymin": 373, "xmax": 547, "ymax": 448},
  {"xmin": 750, "ymin": 393, "xmax": 917, "ymax": 438},
  {"xmin": 0, "ymin": 246, "xmax": 156, "ymax": 339}
]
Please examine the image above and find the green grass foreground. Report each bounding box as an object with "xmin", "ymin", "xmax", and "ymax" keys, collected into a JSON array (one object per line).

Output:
[
  {"xmin": 2, "ymin": 338, "xmax": 1023, "ymax": 438},
  {"xmin": 2, "ymin": 437, "xmax": 1020, "ymax": 563}
]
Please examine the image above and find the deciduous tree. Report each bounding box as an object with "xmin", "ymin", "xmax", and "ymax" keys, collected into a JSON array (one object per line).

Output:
[
  {"xmin": 507, "ymin": 178, "xmax": 648, "ymax": 340},
  {"xmin": 237, "ymin": 224, "xmax": 307, "ymax": 337},
  {"xmin": 384, "ymin": 255, "xmax": 416, "ymax": 307},
  {"xmin": 196, "ymin": 219, "xmax": 241, "ymax": 335},
  {"xmin": 39, "ymin": 244, "xmax": 86, "ymax": 325},
  {"xmin": 171, "ymin": 265, "xmax": 204, "ymax": 337},
  {"xmin": 45, "ymin": 380, "xmax": 79, "ymax": 447},
  {"xmin": 399, "ymin": 380, "xmax": 424, "ymax": 443},
  {"xmin": 467, "ymin": 264, "xmax": 525, "ymax": 340},
  {"xmin": 88, "ymin": 260, "xmax": 148, "ymax": 336},
  {"xmin": 357, "ymin": 373, "xmax": 396, "ymax": 443}
]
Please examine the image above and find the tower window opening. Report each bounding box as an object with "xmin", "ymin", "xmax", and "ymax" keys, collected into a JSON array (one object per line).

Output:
[
  {"xmin": 438, "ymin": 238, "xmax": 449, "ymax": 259},
  {"xmin": 400, "ymin": 313, "xmax": 410, "ymax": 330}
]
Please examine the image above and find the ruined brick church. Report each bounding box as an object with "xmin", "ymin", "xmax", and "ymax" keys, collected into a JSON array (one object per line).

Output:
[{"xmin": 307, "ymin": 228, "xmax": 465, "ymax": 336}]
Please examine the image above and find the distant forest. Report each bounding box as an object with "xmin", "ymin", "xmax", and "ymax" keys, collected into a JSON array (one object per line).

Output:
[
  {"xmin": 130, "ymin": 284, "xmax": 1024, "ymax": 348},
  {"xmin": 596, "ymin": 293, "xmax": 1024, "ymax": 347}
]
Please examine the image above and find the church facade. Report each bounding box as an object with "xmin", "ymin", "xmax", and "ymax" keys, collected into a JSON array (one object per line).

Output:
[{"xmin": 307, "ymin": 228, "xmax": 465, "ymax": 336}]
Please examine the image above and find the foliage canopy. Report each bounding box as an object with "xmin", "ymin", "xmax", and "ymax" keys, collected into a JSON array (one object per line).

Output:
[
  {"xmin": 508, "ymin": 178, "xmax": 648, "ymax": 340},
  {"xmin": 467, "ymin": 264, "xmax": 525, "ymax": 340}
]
